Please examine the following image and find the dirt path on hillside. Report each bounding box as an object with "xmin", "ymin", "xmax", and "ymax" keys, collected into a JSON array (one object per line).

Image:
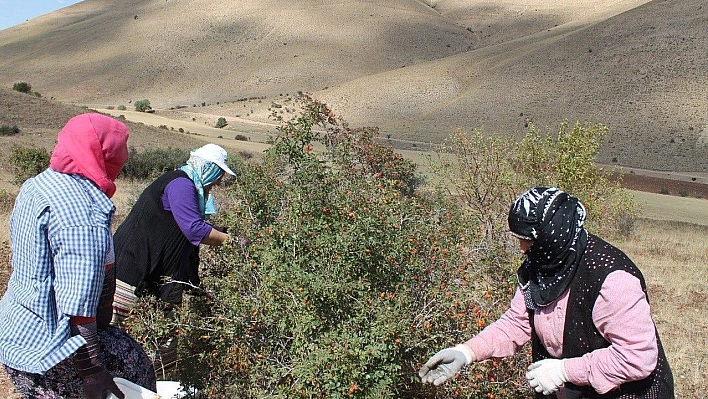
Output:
[{"xmin": 93, "ymin": 108, "xmax": 273, "ymax": 154}]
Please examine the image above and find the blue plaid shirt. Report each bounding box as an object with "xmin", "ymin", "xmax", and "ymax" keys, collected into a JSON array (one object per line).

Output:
[{"xmin": 0, "ymin": 169, "xmax": 114, "ymax": 374}]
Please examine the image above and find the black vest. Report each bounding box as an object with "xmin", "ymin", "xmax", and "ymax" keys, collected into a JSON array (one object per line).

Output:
[
  {"xmin": 114, "ymin": 170, "xmax": 196, "ymax": 303},
  {"xmin": 530, "ymin": 235, "xmax": 674, "ymax": 399}
]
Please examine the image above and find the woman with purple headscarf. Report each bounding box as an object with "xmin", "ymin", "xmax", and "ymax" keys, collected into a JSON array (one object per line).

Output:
[{"xmin": 419, "ymin": 187, "xmax": 674, "ymax": 398}]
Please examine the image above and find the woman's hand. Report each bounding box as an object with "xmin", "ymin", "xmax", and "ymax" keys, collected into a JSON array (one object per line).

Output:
[
  {"xmin": 418, "ymin": 344, "xmax": 475, "ymax": 385},
  {"xmin": 201, "ymin": 226, "xmax": 230, "ymax": 246}
]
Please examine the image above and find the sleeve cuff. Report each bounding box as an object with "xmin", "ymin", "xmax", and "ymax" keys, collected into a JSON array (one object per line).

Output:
[
  {"xmin": 564, "ymin": 356, "xmax": 589, "ymax": 386},
  {"xmin": 454, "ymin": 344, "xmax": 475, "ymax": 365}
]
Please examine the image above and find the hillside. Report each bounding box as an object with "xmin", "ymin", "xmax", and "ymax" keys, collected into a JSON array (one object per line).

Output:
[
  {"xmin": 0, "ymin": 0, "xmax": 706, "ymax": 174},
  {"xmin": 0, "ymin": 87, "xmax": 255, "ymax": 191},
  {"xmin": 2, "ymin": 87, "xmax": 707, "ymax": 201}
]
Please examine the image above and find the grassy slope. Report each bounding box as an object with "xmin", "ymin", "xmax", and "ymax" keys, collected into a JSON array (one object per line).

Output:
[{"xmin": 615, "ymin": 219, "xmax": 708, "ymax": 398}]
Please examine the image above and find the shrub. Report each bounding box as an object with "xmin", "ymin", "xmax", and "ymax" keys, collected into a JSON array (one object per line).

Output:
[
  {"xmin": 234, "ymin": 134, "xmax": 248, "ymax": 141},
  {"xmin": 12, "ymin": 82, "xmax": 31, "ymax": 94},
  {"xmin": 512, "ymin": 121, "xmax": 635, "ymax": 239},
  {"xmin": 0, "ymin": 125, "xmax": 20, "ymax": 136},
  {"xmin": 117, "ymin": 105, "xmax": 127, "ymax": 111},
  {"xmin": 429, "ymin": 121, "xmax": 634, "ymax": 240},
  {"xmin": 124, "ymin": 99, "xmax": 635, "ymax": 398},
  {"xmin": 134, "ymin": 99, "xmax": 152, "ymax": 112},
  {"xmin": 9, "ymin": 146, "xmax": 50, "ymax": 184},
  {"xmin": 429, "ymin": 129, "xmax": 520, "ymax": 240},
  {"xmin": 125, "ymin": 95, "xmax": 526, "ymax": 399},
  {"xmin": 119, "ymin": 147, "xmax": 190, "ymax": 180},
  {"xmin": 216, "ymin": 117, "xmax": 228, "ymax": 128}
]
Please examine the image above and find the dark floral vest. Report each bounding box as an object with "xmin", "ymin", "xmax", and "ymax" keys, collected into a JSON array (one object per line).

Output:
[{"xmin": 529, "ymin": 235, "xmax": 674, "ymax": 399}]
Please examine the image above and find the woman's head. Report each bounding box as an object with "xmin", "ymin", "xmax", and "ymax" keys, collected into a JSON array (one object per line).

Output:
[
  {"xmin": 189, "ymin": 144, "xmax": 236, "ymax": 185},
  {"xmin": 508, "ymin": 187, "xmax": 587, "ymax": 261},
  {"xmin": 180, "ymin": 144, "xmax": 236, "ymax": 218},
  {"xmin": 510, "ymin": 187, "xmax": 589, "ymax": 309},
  {"xmin": 49, "ymin": 113, "xmax": 130, "ymax": 198}
]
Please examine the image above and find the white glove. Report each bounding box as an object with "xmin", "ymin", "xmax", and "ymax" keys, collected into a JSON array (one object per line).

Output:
[
  {"xmin": 526, "ymin": 358, "xmax": 569, "ymax": 395},
  {"xmin": 418, "ymin": 344, "xmax": 474, "ymax": 386}
]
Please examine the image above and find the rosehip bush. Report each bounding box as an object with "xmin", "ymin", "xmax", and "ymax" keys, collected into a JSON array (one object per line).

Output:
[{"xmin": 123, "ymin": 95, "xmax": 528, "ymax": 398}]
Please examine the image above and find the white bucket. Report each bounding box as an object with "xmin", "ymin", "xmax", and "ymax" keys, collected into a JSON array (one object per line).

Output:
[
  {"xmin": 156, "ymin": 380, "xmax": 193, "ymax": 399},
  {"xmin": 108, "ymin": 377, "xmax": 159, "ymax": 399},
  {"xmin": 106, "ymin": 377, "xmax": 198, "ymax": 399}
]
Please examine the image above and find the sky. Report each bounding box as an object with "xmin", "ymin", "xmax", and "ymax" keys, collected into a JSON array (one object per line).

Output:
[{"xmin": 0, "ymin": 0, "xmax": 84, "ymax": 31}]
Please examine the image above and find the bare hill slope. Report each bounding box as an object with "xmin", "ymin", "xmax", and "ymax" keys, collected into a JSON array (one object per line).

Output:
[
  {"xmin": 0, "ymin": 0, "xmax": 476, "ymax": 105},
  {"xmin": 0, "ymin": 0, "xmax": 705, "ymax": 174},
  {"xmin": 0, "ymin": 87, "xmax": 246, "ymax": 190},
  {"xmin": 317, "ymin": 0, "xmax": 708, "ymax": 172}
]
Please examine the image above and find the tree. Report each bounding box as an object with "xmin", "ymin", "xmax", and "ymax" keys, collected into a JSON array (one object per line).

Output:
[
  {"xmin": 134, "ymin": 99, "xmax": 152, "ymax": 112},
  {"xmin": 12, "ymin": 82, "xmax": 32, "ymax": 94}
]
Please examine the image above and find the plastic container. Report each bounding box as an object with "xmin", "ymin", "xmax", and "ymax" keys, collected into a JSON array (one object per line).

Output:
[
  {"xmin": 106, "ymin": 377, "xmax": 198, "ymax": 399},
  {"xmin": 156, "ymin": 380, "xmax": 191, "ymax": 399},
  {"xmin": 107, "ymin": 377, "xmax": 159, "ymax": 399}
]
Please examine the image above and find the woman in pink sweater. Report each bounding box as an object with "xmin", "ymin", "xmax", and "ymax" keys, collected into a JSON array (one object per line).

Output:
[{"xmin": 419, "ymin": 187, "xmax": 674, "ymax": 398}]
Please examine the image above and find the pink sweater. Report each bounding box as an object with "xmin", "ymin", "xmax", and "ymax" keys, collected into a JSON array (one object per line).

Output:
[{"xmin": 464, "ymin": 270, "xmax": 658, "ymax": 397}]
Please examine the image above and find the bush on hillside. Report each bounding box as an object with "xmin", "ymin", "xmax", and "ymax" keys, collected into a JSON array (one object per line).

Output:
[
  {"xmin": 124, "ymin": 95, "xmax": 528, "ymax": 399},
  {"xmin": 513, "ymin": 121, "xmax": 635, "ymax": 238},
  {"xmin": 119, "ymin": 147, "xmax": 190, "ymax": 180},
  {"xmin": 12, "ymin": 82, "xmax": 31, "ymax": 94},
  {"xmin": 123, "ymin": 96, "xmax": 635, "ymax": 398},
  {"xmin": 216, "ymin": 117, "xmax": 228, "ymax": 128},
  {"xmin": 429, "ymin": 129, "xmax": 520, "ymax": 241},
  {"xmin": 432, "ymin": 122, "xmax": 635, "ymax": 240},
  {"xmin": 0, "ymin": 125, "xmax": 20, "ymax": 136},
  {"xmin": 134, "ymin": 99, "xmax": 152, "ymax": 112},
  {"xmin": 9, "ymin": 147, "xmax": 50, "ymax": 185}
]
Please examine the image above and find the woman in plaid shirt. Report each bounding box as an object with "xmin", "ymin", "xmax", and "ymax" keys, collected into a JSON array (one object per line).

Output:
[{"xmin": 0, "ymin": 114, "xmax": 156, "ymax": 399}]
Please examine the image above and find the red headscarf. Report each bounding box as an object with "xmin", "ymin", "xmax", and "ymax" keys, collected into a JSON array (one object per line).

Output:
[{"xmin": 49, "ymin": 113, "xmax": 129, "ymax": 198}]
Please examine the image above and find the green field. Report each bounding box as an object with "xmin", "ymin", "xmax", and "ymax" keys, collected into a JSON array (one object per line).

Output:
[{"xmin": 631, "ymin": 191, "xmax": 708, "ymax": 226}]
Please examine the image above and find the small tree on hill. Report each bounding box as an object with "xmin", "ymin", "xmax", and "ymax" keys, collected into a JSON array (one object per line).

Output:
[
  {"xmin": 12, "ymin": 82, "xmax": 32, "ymax": 94},
  {"xmin": 514, "ymin": 121, "xmax": 635, "ymax": 238},
  {"xmin": 215, "ymin": 117, "xmax": 228, "ymax": 128},
  {"xmin": 134, "ymin": 99, "xmax": 152, "ymax": 112}
]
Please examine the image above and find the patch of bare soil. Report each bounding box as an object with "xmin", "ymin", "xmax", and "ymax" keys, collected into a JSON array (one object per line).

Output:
[{"xmin": 612, "ymin": 172, "xmax": 708, "ymax": 199}]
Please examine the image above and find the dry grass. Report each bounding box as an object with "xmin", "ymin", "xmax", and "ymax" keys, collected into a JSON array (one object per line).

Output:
[{"xmin": 615, "ymin": 219, "xmax": 708, "ymax": 398}]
